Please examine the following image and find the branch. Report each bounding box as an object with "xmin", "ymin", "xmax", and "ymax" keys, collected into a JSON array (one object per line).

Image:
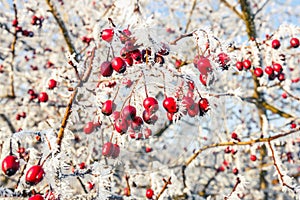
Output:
[
  {"xmin": 170, "ymin": 32, "xmax": 194, "ymax": 45},
  {"xmin": 45, "ymin": 0, "xmax": 80, "ymax": 78},
  {"xmin": 254, "ymin": 0, "xmax": 270, "ymax": 16},
  {"xmin": 224, "ymin": 177, "xmax": 241, "ymax": 200},
  {"xmin": 268, "ymin": 141, "xmax": 295, "ymax": 192},
  {"xmin": 184, "ymin": 126, "xmax": 300, "ymax": 167},
  {"xmin": 8, "ymin": 0, "xmax": 18, "ymax": 98},
  {"xmin": 184, "ymin": 0, "xmax": 197, "ymax": 33},
  {"xmin": 155, "ymin": 177, "xmax": 171, "ymax": 200},
  {"xmin": 220, "ymin": 0, "xmax": 244, "ymax": 20},
  {"xmin": 0, "ymin": 114, "xmax": 16, "ymax": 133},
  {"xmin": 56, "ymin": 47, "xmax": 96, "ymax": 148}
]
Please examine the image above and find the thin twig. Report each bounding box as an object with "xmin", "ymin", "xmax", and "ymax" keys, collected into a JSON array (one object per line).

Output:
[
  {"xmin": 220, "ymin": 0, "xmax": 244, "ymax": 20},
  {"xmin": 56, "ymin": 47, "xmax": 96, "ymax": 147},
  {"xmin": 8, "ymin": 0, "xmax": 18, "ymax": 98},
  {"xmin": 170, "ymin": 32, "xmax": 194, "ymax": 45},
  {"xmin": 184, "ymin": 126, "xmax": 300, "ymax": 167},
  {"xmin": 45, "ymin": 0, "xmax": 80, "ymax": 78},
  {"xmin": 155, "ymin": 177, "xmax": 171, "ymax": 200},
  {"xmin": 254, "ymin": 0, "xmax": 270, "ymax": 16},
  {"xmin": 0, "ymin": 114, "xmax": 16, "ymax": 133},
  {"xmin": 77, "ymin": 177, "xmax": 88, "ymax": 194},
  {"xmin": 268, "ymin": 141, "xmax": 295, "ymax": 192},
  {"xmin": 224, "ymin": 177, "xmax": 241, "ymax": 200},
  {"xmin": 184, "ymin": 0, "xmax": 197, "ymax": 33}
]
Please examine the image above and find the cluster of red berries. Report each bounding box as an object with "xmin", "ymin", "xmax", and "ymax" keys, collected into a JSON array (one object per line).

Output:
[
  {"xmin": 83, "ymin": 121, "xmax": 101, "ymax": 134},
  {"xmin": 100, "ymin": 28, "xmax": 169, "ymax": 77},
  {"xmin": 81, "ymin": 36, "xmax": 94, "ymax": 45},
  {"xmin": 12, "ymin": 19, "xmax": 34, "ymax": 37},
  {"xmin": 264, "ymin": 62, "xmax": 285, "ymax": 81},
  {"xmin": 236, "ymin": 59, "xmax": 286, "ymax": 81},
  {"xmin": 31, "ymin": 15, "xmax": 44, "ymax": 27},
  {"xmin": 180, "ymin": 82, "xmax": 210, "ymax": 118},
  {"xmin": 272, "ymin": 37, "xmax": 299, "ymax": 49},
  {"xmin": 28, "ymin": 89, "xmax": 49, "ymax": 102},
  {"xmin": 102, "ymin": 142, "xmax": 120, "ymax": 158},
  {"xmin": 16, "ymin": 112, "xmax": 26, "ymax": 120},
  {"xmin": 2, "ymin": 154, "xmax": 45, "ymax": 185}
]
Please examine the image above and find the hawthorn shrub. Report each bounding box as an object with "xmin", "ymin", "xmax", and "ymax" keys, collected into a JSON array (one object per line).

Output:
[{"xmin": 0, "ymin": 0, "xmax": 300, "ymax": 199}]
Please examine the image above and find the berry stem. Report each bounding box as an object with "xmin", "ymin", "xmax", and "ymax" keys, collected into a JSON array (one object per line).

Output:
[
  {"xmin": 15, "ymin": 152, "xmax": 30, "ymax": 189},
  {"xmin": 77, "ymin": 177, "xmax": 88, "ymax": 194},
  {"xmin": 224, "ymin": 177, "xmax": 241, "ymax": 200}
]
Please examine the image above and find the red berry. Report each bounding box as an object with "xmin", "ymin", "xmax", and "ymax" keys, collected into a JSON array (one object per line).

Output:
[
  {"xmin": 16, "ymin": 114, "xmax": 21, "ymax": 120},
  {"xmin": 78, "ymin": 162, "xmax": 85, "ymax": 169},
  {"xmin": 290, "ymin": 37, "xmax": 299, "ymax": 48},
  {"xmin": 101, "ymin": 28, "xmax": 114, "ymax": 42},
  {"xmin": 114, "ymin": 117, "xmax": 128, "ymax": 134},
  {"xmin": 111, "ymin": 144, "xmax": 120, "ymax": 159},
  {"xmin": 2, "ymin": 155, "xmax": 20, "ymax": 176},
  {"xmin": 198, "ymin": 98, "xmax": 209, "ymax": 112},
  {"xmin": 130, "ymin": 49, "xmax": 142, "ymax": 62},
  {"xmin": 232, "ymin": 168, "xmax": 239, "ymax": 175},
  {"xmin": 88, "ymin": 182, "xmax": 94, "ymax": 190},
  {"xmin": 231, "ymin": 132, "xmax": 238, "ymax": 140},
  {"xmin": 218, "ymin": 52, "xmax": 230, "ymax": 69},
  {"xmin": 242, "ymin": 59, "xmax": 251, "ymax": 69},
  {"xmin": 83, "ymin": 122, "xmax": 95, "ymax": 134},
  {"xmin": 121, "ymin": 105, "xmax": 136, "ymax": 121},
  {"xmin": 272, "ymin": 39, "xmax": 281, "ymax": 49},
  {"xmin": 143, "ymin": 97, "xmax": 158, "ymax": 113},
  {"xmin": 119, "ymin": 29, "xmax": 131, "ymax": 43},
  {"xmin": 130, "ymin": 116, "xmax": 143, "ymax": 130},
  {"xmin": 264, "ymin": 66, "xmax": 274, "ymax": 75},
  {"xmin": 29, "ymin": 194, "xmax": 44, "ymax": 200},
  {"xmin": 144, "ymin": 128, "xmax": 152, "ymax": 139},
  {"xmin": 163, "ymin": 97, "xmax": 177, "ymax": 113},
  {"xmin": 102, "ymin": 100, "xmax": 116, "ymax": 116},
  {"xmin": 277, "ymin": 73, "xmax": 285, "ymax": 81},
  {"xmin": 217, "ymin": 165, "xmax": 225, "ymax": 172},
  {"xmin": 25, "ymin": 165, "xmax": 45, "ymax": 185},
  {"xmin": 291, "ymin": 123, "xmax": 296, "ymax": 129},
  {"xmin": 142, "ymin": 110, "xmax": 158, "ymax": 125},
  {"xmin": 38, "ymin": 92, "xmax": 48, "ymax": 102},
  {"xmin": 236, "ymin": 61, "xmax": 243, "ymax": 71},
  {"xmin": 123, "ymin": 56, "xmax": 133, "ymax": 66},
  {"xmin": 224, "ymin": 146, "xmax": 231, "ymax": 153},
  {"xmin": 48, "ymin": 79, "xmax": 57, "ymax": 89},
  {"xmin": 282, "ymin": 93, "xmax": 287, "ymax": 99},
  {"xmin": 199, "ymin": 74, "xmax": 207, "ymax": 86},
  {"xmin": 12, "ymin": 19, "xmax": 18, "ymax": 27},
  {"xmin": 250, "ymin": 155, "xmax": 257, "ymax": 161},
  {"xmin": 254, "ymin": 68, "xmax": 263, "ymax": 77},
  {"xmin": 196, "ymin": 56, "xmax": 212, "ymax": 75},
  {"xmin": 187, "ymin": 103, "xmax": 199, "ymax": 117},
  {"xmin": 175, "ymin": 59, "xmax": 182, "ymax": 68},
  {"xmin": 146, "ymin": 188, "xmax": 154, "ymax": 199},
  {"xmin": 272, "ymin": 63, "xmax": 282, "ymax": 73},
  {"xmin": 112, "ymin": 111, "xmax": 120, "ymax": 121},
  {"xmin": 102, "ymin": 142, "xmax": 114, "ymax": 157},
  {"xmin": 100, "ymin": 61, "xmax": 113, "ymax": 77},
  {"xmin": 145, "ymin": 146, "xmax": 152, "ymax": 153},
  {"xmin": 111, "ymin": 57, "xmax": 126, "ymax": 73}
]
